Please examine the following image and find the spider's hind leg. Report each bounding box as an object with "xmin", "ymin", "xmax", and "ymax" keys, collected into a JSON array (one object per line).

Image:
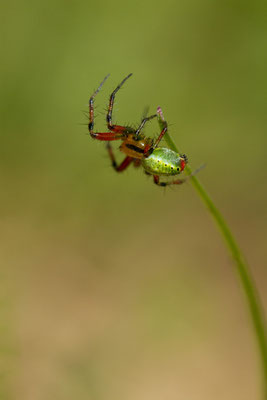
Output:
[
  {"xmin": 152, "ymin": 164, "xmax": 205, "ymax": 187},
  {"xmin": 153, "ymin": 175, "xmax": 186, "ymax": 187}
]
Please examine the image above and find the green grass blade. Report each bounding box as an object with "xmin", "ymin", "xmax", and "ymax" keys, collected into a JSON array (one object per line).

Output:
[{"xmin": 157, "ymin": 108, "xmax": 267, "ymax": 398}]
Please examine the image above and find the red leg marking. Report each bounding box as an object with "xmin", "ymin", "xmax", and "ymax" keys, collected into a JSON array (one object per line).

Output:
[
  {"xmin": 90, "ymin": 131, "xmax": 124, "ymax": 141},
  {"xmin": 107, "ymin": 143, "xmax": 133, "ymax": 172},
  {"xmin": 108, "ymin": 125, "xmax": 134, "ymax": 134},
  {"xmin": 116, "ymin": 156, "xmax": 133, "ymax": 172},
  {"xmin": 153, "ymin": 175, "xmax": 160, "ymax": 185},
  {"xmin": 143, "ymin": 115, "xmax": 167, "ymax": 157},
  {"xmin": 152, "ymin": 105, "xmax": 168, "ymax": 150},
  {"xmin": 153, "ymin": 125, "xmax": 168, "ymax": 149}
]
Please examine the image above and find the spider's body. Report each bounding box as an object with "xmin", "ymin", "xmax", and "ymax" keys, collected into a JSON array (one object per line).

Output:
[
  {"xmin": 142, "ymin": 148, "xmax": 186, "ymax": 176},
  {"xmin": 119, "ymin": 133, "xmax": 153, "ymax": 160},
  {"xmin": 88, "ymin": 73, "xmax": 188, "ymax": 186}
]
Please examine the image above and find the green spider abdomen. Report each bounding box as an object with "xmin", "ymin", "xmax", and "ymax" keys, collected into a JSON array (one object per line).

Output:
[{"xmin": 142, "ymin": 148, "xmax": 184, "ymax": 176}]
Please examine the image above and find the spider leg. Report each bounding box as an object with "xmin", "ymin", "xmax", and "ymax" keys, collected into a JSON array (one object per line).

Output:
[
  {"xmin": 89, "ymin": 74, "xmax": 110, "ymax": 135},
  {"xmin": 135, "ymin": 114, "xmax": 157, "ymax": 138},
  {"xmin": 142, "ymin": 109, "xmax": 168, "ymax": 157},
  {"xmin": 106, "ymin": 74, "xmax": 136, "ymax": 134},
  {"xmin": 152, "ymin": 118, "xmax": 168, "ymax": 150},
  {"xmin": 88, "ymin": 74, "xmax": 125, "ymax": 141},
  {"xmin": 142, "ymin": 105, "xmax": 169, "ymax": 154},
  {"xmin": 153, "ymin": 175, "xmax": 186, "ymax": 187},
  {"xmin": 153, "ymin": 164, "xmax": 206, "ymax": 187},
  {"xmin": 90, "ymin": 131, "xmax": 125, "ymax": 141},
  {"xmin": 141, "ymin": 106, "xmax": 150, "ymax": 120},
  {"xmin": 133, "ymin": 159, "xmax": 142, "ymax": 168},
  {"xmin": 106, "ymin": 143, "xmax": 133, "ymax": 172}
]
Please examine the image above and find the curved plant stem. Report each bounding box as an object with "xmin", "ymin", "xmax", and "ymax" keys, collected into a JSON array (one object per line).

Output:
[{"xmin": 157, "ymin": 108, "xmax": 267, "ymax": 398}]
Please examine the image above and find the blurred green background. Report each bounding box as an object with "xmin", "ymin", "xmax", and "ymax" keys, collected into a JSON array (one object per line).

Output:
[{"xmin": 1, "ymin": 0, "xmax": 267, "ymax": 399}]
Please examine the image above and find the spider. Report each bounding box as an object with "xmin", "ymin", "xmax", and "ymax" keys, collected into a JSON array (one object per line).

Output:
[{"xmin": 88, "ymin": 73, "xmax": 189, "ymax": 186}]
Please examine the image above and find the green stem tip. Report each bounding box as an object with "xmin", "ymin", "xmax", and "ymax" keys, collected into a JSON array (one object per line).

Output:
[{"xmin": 157, "ymin": 106, "xmax": 267, "ymax": 398}]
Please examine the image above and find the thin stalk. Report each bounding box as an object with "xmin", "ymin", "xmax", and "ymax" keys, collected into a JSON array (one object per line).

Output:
[{"xmin": 157, "ymin": 107, "xmax": 267, "ymax": 398}]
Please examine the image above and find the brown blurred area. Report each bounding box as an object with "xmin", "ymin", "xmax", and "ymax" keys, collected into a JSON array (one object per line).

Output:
[{"xmin": 1, "ymin": 0, "xmax": 267, "ymax": 399}]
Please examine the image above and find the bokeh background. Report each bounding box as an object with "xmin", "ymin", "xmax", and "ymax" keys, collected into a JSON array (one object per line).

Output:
[{"xmin": 1, "ymin": 0, "xmax": 267, "ymax": 399}]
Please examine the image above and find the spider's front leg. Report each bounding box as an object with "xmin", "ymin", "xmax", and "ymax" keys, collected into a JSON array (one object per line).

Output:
[
  {"xmin": 105, "ymin": 73, "xmax": 136, "ymax": 135},
  {"xmin": 88, "ymin": 74, "xmax": 126, "ymax": 141}
]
